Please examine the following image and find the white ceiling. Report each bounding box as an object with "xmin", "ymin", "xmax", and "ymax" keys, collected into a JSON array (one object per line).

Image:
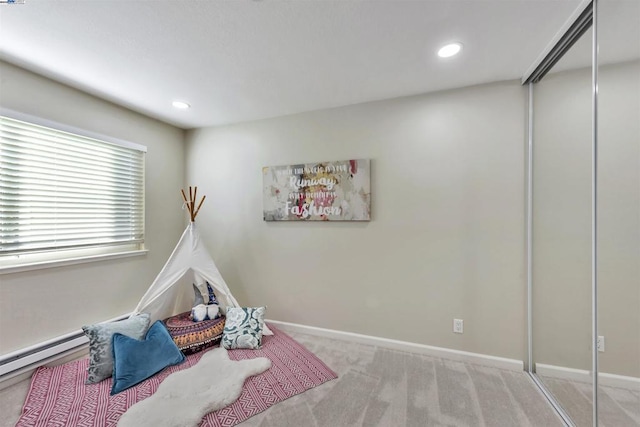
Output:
[{"xmin": 0, "ymin": 0, "xmax": 588, "ymax": 129}]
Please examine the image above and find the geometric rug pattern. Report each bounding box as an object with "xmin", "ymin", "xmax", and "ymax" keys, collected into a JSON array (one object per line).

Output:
[{"xmin": 15, "ymin": 325, "xmax": 337, "ymax": 427}]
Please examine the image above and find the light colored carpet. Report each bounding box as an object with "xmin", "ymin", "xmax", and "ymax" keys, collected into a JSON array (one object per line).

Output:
[
  {"xmin": 241, "ymin": 331, "xmax": 565, "ymax": 426},
  {"xmin": 2, "ymin": 330, "xmax": 568, "ymax": 426},
  {"xmin": 539, "ymin": 375, "xmax": 640, "ymax": 427},
  {"xmin": 0, "ymin": 379, "xmax": 29, "ymax": 427}
]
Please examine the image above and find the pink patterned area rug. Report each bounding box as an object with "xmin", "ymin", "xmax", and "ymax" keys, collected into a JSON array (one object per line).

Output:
[{"xmin": 16, "ymin": 325, "xmax": 337, "ymax": 427}]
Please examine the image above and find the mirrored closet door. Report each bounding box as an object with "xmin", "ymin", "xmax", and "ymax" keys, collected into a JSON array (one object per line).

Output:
[
  {"xmin": 527, "ymin": 0, "xmax": 639, "ymax": 426},
  {"xmin": 596, "ymin": 1, "xmax": 639, "ymax": 426},
  {"xmin": 531, "ymin": 21, "xmax": 594, "ymax": 427}
]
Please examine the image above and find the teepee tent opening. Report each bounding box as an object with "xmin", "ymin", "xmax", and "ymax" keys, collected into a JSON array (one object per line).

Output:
[{"xmin": 131, "ymin": 187, "xmax": 272, "ymax": 335}]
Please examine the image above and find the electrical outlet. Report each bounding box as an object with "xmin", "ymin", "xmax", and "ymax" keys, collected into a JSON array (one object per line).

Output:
[
  {"xmin": 453, "ymin": 319, "xmax": 464, "ymax": 334},
  {"xmin": 597, "ymin": 336, "xmax": 605, "ymax": 352}
]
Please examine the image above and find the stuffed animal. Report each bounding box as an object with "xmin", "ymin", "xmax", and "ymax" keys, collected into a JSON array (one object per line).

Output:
[
  {"xmin": 192, "ymin": 283, "xmax": 205, "ymax": 305},
  {"xmin": 206, "ymin": 282, "xmax": 219, "ymax": 305},
  {"xmin": 193, "ymin": 282, "xmax": 218, "ymax": 305},
  {"xmin": 191, "ymin": 282, "xmax": 221, "ymax": 322},
  {"xmin": 191, "ymin": 304, "xmax": 220, "ymax": 322}
]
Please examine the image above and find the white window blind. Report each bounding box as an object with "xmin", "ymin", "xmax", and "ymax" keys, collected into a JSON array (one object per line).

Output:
[{"xmin": 0, "ymin": 115, "xmax": 145, "ymax": 258}]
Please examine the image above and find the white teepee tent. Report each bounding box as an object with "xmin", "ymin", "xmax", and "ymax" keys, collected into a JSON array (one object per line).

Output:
[{"xmin": 131, "ymin": 187, "xmax": 272, "ymax": 335}]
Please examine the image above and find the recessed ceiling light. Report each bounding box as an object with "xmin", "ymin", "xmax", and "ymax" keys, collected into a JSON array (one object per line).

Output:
[
  {"xmin": 172, "ymin": 101, "xmax": 191, "ymax": 109},
  {"xmin": 438, "ymin": 42, "xmax": 463, "ymax": 58}
]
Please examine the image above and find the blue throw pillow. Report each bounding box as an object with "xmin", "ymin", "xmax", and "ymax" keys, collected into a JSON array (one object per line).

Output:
[{"xmin": 110, "ymin": 320, "xmax": 185, "ymax": 395}]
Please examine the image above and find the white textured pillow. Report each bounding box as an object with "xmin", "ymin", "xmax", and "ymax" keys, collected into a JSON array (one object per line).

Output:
[
  {"xmin": 222, "ymin": 307, "xmax": 266, "ymax": 350},
  {"xmin": 82, "ymin": 313, "xmax": 150, "ymax": 384}
]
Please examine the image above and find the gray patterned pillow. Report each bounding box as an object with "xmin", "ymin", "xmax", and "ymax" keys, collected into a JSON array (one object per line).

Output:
[
  {"xmin": 82, "ymin": 313, "xmax": 150, "ymax": 384},
  {"xmin": 221, "ymin": 307, "xmax": 266, "ymax": 350}
]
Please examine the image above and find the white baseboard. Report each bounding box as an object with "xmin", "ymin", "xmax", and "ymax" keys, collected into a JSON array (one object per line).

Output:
[
  {"xmin": 536, "ymin": 363, "xmax": 640, "ymax": 391},
  {"xmin": 0, "ymin": 335, "xmax": 88, "ymax": 378},
  {"xmin": 0, "ymin": 345, "xmax": 89, "ymax": 391},
  {"xmin": 535, "ymin": 363, "xmax": 591, "ymax": 383},
  {"xmin": 267, "ymin": 319, "xmax": 524, "ymax": 372},
  {"xmin": 600, "ymin": 372, "xmax": 640, "ymax": 391},
  {"xmin": 0, "ymin": 312, "xmax": 130, "ymax": 390}
]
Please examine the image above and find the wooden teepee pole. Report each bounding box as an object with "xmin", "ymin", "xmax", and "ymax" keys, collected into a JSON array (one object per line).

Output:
[
  {"xmin": 193, "ymin": 195, "xmax": 206, "ymax": 219},
  {"xmin": 181, "ymin": 186, "xmax": 205, "ymax": 222}
]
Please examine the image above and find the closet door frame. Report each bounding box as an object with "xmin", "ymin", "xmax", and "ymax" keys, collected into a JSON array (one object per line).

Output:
[{"xmin": 522, "ymin": 0, "xmax": 599, "ymax": 425}]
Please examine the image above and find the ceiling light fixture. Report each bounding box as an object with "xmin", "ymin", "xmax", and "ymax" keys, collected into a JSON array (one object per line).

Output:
[
  {"xmin": 172, "ymin": 101, "xmax": 191, "ymax": 109},
  {"xmin": 438, "ymin": 42, "xmax": 463, "ymax": 58}
]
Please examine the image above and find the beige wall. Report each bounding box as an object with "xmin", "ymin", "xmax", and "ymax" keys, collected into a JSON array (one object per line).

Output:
[
  {"xmin": 185, "ymin": 80, "xmax": 528, "ymax": 361},
  {"xmin": 532, "ymin": 61, "xmax": 640, "ymax": 377},
  {"xmin": 0, "ymin": 62, "xmax": 186, "ymax": 355},
  {"xmin": 3, "ymin": 56, "xmax": 632, "ymax": 373}
]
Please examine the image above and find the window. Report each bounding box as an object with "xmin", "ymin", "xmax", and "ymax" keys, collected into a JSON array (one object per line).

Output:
[{"xmin": 0, "ymin": 113, "xmax": 146, "ymax": 270}]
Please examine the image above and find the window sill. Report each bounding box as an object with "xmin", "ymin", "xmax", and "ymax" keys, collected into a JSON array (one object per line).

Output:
[{"xmin": 0, "ymin": 249, "xmax": 148, "ymax": 275}]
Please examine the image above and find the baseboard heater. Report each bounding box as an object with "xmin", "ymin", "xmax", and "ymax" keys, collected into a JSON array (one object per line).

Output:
[{"xmin": 0, "ymin": 313, "xmax": 130, "ymax": 379}]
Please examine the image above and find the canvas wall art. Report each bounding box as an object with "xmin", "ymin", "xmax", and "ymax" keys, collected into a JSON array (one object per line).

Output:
[{"xmin": 262, "ymin": 159, "xmax": 371, "ymax": 221}]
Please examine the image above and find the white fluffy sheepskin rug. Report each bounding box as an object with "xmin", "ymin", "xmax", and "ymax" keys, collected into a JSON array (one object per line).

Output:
[{"xmin": 118, "ymin": 347, "xmax": 272, "ymax": 427}]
